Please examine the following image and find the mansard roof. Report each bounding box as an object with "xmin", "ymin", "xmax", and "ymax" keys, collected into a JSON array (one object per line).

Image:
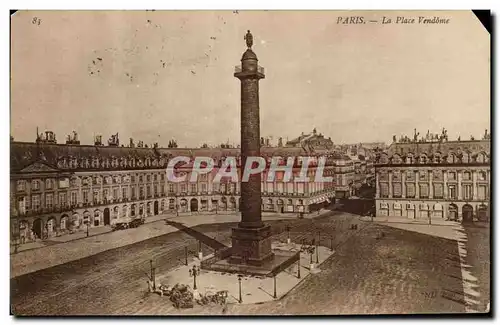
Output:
[
  {"xmin": 10, "ymin": 142, "xmax": 334, "ymax": 172},
  {"xmin": 376, "ymin": 139, "xmax": 491, "ymax": 165}
]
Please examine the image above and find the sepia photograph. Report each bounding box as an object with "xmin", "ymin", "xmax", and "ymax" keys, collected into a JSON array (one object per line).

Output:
[{"xmin": 8, "ymin": 9, "xmax": 491, "ymax": 316}]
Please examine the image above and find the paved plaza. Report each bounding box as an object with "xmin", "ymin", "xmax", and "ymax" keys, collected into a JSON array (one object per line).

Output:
[{"xmin": 10, "ymin": 210, "xmax": 489, "ymax": 316}]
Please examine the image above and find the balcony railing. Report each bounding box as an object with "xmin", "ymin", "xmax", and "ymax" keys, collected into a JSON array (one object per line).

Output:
[{"xmin": 234, "ymin": 65, "xmax": 265, "ymax": 75}]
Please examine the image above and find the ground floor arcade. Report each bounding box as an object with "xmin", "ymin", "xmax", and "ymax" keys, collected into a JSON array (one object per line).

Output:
[{"xmin": 376, "ymin": 199, "xmax": 490, "ymax": 223}]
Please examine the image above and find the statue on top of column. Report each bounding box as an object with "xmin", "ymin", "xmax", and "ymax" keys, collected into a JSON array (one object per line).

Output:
[{"xmin": 244, "ymin": 30, "xmax": 253, "ymax": 49}]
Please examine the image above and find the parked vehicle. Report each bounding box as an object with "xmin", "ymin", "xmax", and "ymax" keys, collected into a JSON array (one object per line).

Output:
[{"xmin": 111, "ymin": 216, "xmax": 145, "ymax": 231}]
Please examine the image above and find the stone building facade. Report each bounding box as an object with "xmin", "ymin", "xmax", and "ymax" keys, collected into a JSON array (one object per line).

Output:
[
  {"xmin": 375, "ymin": 139, "xmax": 491, "ymax": 222},
  {"xmin": 10, "ymin": 140, "xmax": 336, "ymax": 244}
]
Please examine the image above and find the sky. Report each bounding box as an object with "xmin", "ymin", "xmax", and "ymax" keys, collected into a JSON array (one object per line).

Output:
[{"xmin": 10, "ymin": 10, "xmax": 490, "ymax": 147}]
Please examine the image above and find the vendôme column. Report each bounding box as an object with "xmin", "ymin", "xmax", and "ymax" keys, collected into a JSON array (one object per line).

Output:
[{"xmin": 231, "ymin": 30, "xmax": 274, "ymax": 266}]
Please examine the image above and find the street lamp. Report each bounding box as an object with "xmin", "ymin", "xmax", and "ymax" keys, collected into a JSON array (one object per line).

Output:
[
  {"xmin": 198, "ymin": 240, "xmax": 203, "ymax": 260},
  {"xmin": 150, "ymin": 259, "xmax": 156, "ymax": 291},
  {"xmin": 273, "ymin": 274, "xmax": 277, "ymax": 299},
  {"xmin": 315, "ymin": 235, "xmax": 319, "ymax": 264},
  {"xmin": 189, "ymin": 265, "xmax": 201, "ymax": 290},
  {"xmin": 84, "ymin": 220, "xmax": 89, "ymax": 237},
  {"xmin": 297, "ymin": 251, "xmax": 301, "ymax": 278},
  {"xmin": 237, "ymin": 274, "xmax": 243, "ymax": 303},
  {"xmin": 285, "ymin": 224, "xmax": 291, "ymax": 244}
]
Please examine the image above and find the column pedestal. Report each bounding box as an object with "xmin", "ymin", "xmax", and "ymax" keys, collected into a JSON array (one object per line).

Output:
[{"xmin": 230, "ymin": 225, "xmax": 274, "ymax": 266}]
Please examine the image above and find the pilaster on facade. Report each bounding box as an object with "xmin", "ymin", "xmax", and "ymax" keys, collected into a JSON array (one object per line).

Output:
[
  {"xmin": 415, "ymin": 171, "xmax": 420, "ymax": 198},
  {"xmin": 458, "ymin": 171, "xmax": 463, "ymax": 200},
  {"xmin": 429, "ymin": 170, "xmax": 433, "ymax": 199},
  {"xmin": 472, "ymin": 171, "xmax": 478, "ymax": 200},
  {"xmin": 443, "ymin": 170, "xmax": 448, "ymax": 199},
  {"xmin": 388, "ymin": 172, "xmax": 393, "ymax": 198},
  {"xmin": 401, "ymin": 171, "xmax": 406, "ymax": 198}
]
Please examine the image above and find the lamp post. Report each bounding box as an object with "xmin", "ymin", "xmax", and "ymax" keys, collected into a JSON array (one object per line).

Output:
[
  {"xmin": 198, "ymin": 240, "xmax": 203, "ymax": 260},
  {"xmin": 273, "ymin": 274, "xmax": 277, "ymax": 299},
  {"xmin": 85, "ymin": 220, "xmax": 89, "ymax": 237},
  {"xmin": 286, "ymin": 224, "xmax": 291, "ymax": 244},
  {"xmin": 330, "ymin": 235, "xmax": 334, "ymax": 251},
  {"xmin": 185, "ymin": 246, "xmax": 188, "ymax": 266},
  {"xmin": 315, "ymin": 235, "xmax": 319, "ymax": 264},
  {"xmin": 150, "ymin": 259, "xmax": 156, "ymax": 291},
  {"xmin": 297, "ymin": 251, "xmax": 301, "ymax": 278},
  {"xmin": 189, "ymin": 265, "xmax": 201, "ymax": 290},
  {"xmin": 238, "ymin": 274, "xmax": 243, "ymax": 303}
]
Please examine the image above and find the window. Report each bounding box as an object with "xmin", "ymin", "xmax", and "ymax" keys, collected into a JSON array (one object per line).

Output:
[
  {"xmin": 154, "ymin": 185, "xmax": 158, "ymax": 195},
  {"xmin": 286, "ymin": 182, "xmax": 293, "ymax": 194},
  {"xmin": 32, "ymin": 180, "xmax": 40, "ymax": 190},
  {"xmin": 93, "ymin": 191, "xmax": 99, "ymax": 204},
  {"xmin": 419, "ymin": 172, "xmax": 427, "ymax": 181},
  {"xmin": 212, "ymin": 183, "xmax": 219, "ymax": 193},
  {"xmin": 380, "ymin": 183, "xmax": 389, "ymax": 198},
  {"xmin": 131, "ymin": 187, "xmax": 136, "ymax": 199},
  {"xmin": 18, "ymin": 197, "xmax": 26, "ymax": 214},
  {"xmin": 160, "ymin": 186, "xmax": 164, "ymax": 195},
  {"xmin": 58, "ymin": 193, "xmax": 66, "ymax": 207},
  {"xmin": 122, "ymin": 187, "xmax": 128, "ymax": 199},
  {"xmin": 406, "ymin": 183, "xmax": 416, "ymax": 198},
  {"xmin": 45, "ymin": 179, "xmax": 53, "ymax": 189},
  {"xmin": 220, "ymin": 183, "xmax": 226, "ymax": 193},
  {"xmin": 103, "ymin": 189, "xmax": 109, "ymax": 201},
  {"xmin": 392, "ymin": 183, "xmax": 402, "ymax": 198},
  {"xmin": 131, "ymin": 175, "xmax": 135, "ymax": 183},
  {"xmin": 448, "ymin": 185, "xmax": 457, "ymax": 199},
  {"xmin": 161, "ymin": 174, "xmax": 165, "ymax": 181},
  {"xmin": 478, "ymin": 171, "xmax": 486, "ymax": 181},
  {"xmin": 277, "ymin": 182, "xmax": 284, "ymax": 193},
  {"xmin": 191, "ymin": 183, "xmax": 197, "ymax": 193},
  {"xmin": 180, "ymin": 184, "xmax": 187, "ymax": 193},
  {"xmin": 147, "ymin": 175, "xmax": 151, "ymax": 182},
  {"xmin": 153, "ymin": 174, "xmax": 157, "ymax": 181},
  {"xmin": 463, "ymin": 171, "xmax": 471, "ymax": 181},
  {"xmin": 46, "ymin": 193, "xmax": 54, "ymax": 209},
  {"xmin": 139, "ymin": 175, "xmax": 143, "ymax": 182},
  {"xmin": 146, "ymin": 186, "xmax": 151, "ymax": 197},
  {"xmin": 169, "ymin": 183, "xmax": 175, "ymax": 193},
  {"xmin": 113, "ymin": 187, "xmax": 119, "ymax": 200},
  {"xmin": 433, "ymin": 184, "xmax": 443, "ymax": 199},
  {"xmin": 71, "ymin": 192, "xmax": 78, "ymax": 206},
  {"xmin": 478, "ymin": 186, "xmax": 487, "ymax": 200},
  {"xmin": 448, "ymin": 172, "xmax": 456, "ymax": 181},
  {"xmin": 32, "ymin": 194, "xmax": 41, "ymax": 211},
  {"xmin": 463, "ymin": 185, "xmax": 473, "ymax": 200},
  {"xmin": 297, "ymin": 182, "xmax": 305, "ymax": 194},
  {"xmin": 82, "ymin": 190, "xmax": 89, "ymax": 203},
  {"xmin": 139, "ymin": 187, "xmax": 144, "ymax": 198},
  {"xmin": 419, "ymin": 184, "xmax": 429, "ymax": 198},
  {"xmin": 16, "ymin": 180, "xmax": 25, "ymax": 191},
  {"xmin": 201, "ymin": 183, "xmax": 207, "ymax": 193},
  {"xmin": 266, "ymin": 182, "xmax": 274, "ymax": 193}
]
